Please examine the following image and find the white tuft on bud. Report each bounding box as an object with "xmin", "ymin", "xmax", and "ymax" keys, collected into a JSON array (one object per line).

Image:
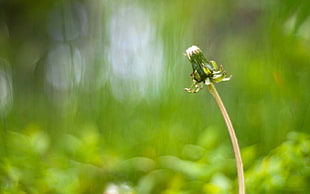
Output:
[{"xmin": 185, "ymin": 45, "xmax": 201, "ymax": 59}]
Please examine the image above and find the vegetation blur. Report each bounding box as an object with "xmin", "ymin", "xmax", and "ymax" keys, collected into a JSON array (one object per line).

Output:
[{"xmin": 0, "ymin": 0, "xmax": 309, "ymax": 193}]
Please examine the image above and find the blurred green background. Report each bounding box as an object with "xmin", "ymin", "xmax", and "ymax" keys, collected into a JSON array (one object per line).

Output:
[{"xmin": 0, "ymin": 0, "xmax": 309, "ymax": 193}]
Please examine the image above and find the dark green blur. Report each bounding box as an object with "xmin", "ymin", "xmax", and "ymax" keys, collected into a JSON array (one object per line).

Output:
[{"xmin": 0, "ymin": 0, "xmax": 309, "ymax": 193}]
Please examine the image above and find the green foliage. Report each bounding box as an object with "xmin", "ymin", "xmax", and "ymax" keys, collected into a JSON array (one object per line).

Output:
[
  {"xmin": 1, "ymin": 126, "xmax": 309, "ymax": 193},
  {"xmin": 246, "ymin": 132, "xmax": 310, "ymax": 194}
]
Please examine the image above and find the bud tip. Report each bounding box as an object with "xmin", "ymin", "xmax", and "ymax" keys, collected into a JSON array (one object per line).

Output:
[{"xmin": 185, "ymin": 45, "xmax": 201, "ymax": 59}]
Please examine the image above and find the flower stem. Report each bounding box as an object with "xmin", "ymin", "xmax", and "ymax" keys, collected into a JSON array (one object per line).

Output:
[{"xmin": 207, "ymin": 83, "xmax": 245, "ymax": 194}]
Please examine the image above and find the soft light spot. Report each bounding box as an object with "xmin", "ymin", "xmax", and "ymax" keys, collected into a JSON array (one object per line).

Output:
[
  {"xmin": 106, "ymin": 4, "xmax": 163, "ymax": 101},
  {"xmin": 45, "ymin": 44, "xmax": 84, "ymax": 91},
  {"xmin": 0, "ymin": 59, "xmax": 13, "ymax": 117}
]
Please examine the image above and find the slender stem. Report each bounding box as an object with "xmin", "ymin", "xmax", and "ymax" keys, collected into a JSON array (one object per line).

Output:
[{"xmin": 207, "ymin": 83, "xmax": 245, "ymax": 194}]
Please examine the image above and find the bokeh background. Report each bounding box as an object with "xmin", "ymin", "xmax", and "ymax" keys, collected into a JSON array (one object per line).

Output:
[{"xmin": 0, "ymin": 0, "xmax": 309, "ymax": 193}]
